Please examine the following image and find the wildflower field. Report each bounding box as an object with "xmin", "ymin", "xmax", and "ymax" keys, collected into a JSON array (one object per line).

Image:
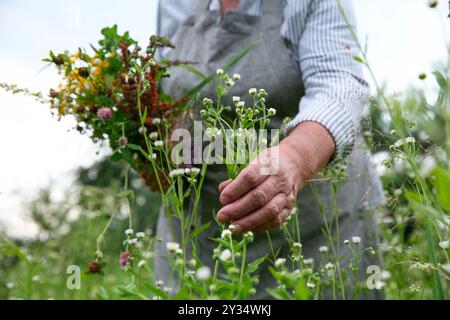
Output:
[{"xmin": 0, "ymin": 2, "xmax": 449, "ymax": 301}]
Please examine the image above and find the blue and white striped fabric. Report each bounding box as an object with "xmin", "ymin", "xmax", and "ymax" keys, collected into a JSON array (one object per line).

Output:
[{"xmin": 157, "ymin": 0, "xmax": 369, "ymax": 161}]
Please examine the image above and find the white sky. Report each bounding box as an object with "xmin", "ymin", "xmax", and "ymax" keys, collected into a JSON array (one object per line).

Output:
[{"xmin": 0, "ymin": 0, "xmax": 448, "ymax": 237}]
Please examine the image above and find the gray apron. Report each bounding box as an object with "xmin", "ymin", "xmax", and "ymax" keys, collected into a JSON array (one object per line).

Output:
[{"xmin": 155, "ymin": 0, "xmax": 384, "ymax": 299}]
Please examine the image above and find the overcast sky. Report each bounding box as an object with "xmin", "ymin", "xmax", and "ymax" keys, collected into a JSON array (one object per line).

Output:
[{"xmin": 0, "ymin": 0, "xmax": 449, "ymax": 237}]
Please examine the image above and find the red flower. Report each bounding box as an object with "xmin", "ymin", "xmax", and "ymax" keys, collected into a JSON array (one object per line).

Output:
[
  {"xmin": 119, "ymin": 252, "xmax": 131, "ymax": 268},
  {"xmin": 87, "ymin": 261, "xmax": 102, "ymax": 274},
  {"xmin": 97, "ymin": 107, "xmax": 113, "ymax": 121}
]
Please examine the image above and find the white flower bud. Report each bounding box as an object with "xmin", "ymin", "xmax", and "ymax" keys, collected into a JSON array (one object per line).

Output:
[
  {"xmin": 195, "ymin": 266, "xmax": 211, "ymax": 281},
  {"xmin": 136, "ymin": 232, "xmax": 145, "ymax": 239},
  {"xmin": 221, "ymin": 229, "xmax": 232, "ymax": 239},
  {"xmin": 219, "ymin": 249, "xmax": 232, "ymax": 262},
  {"xmin": 274, "ymin": 258, "xmax": 286, "ymax": 268},
  {"xmin": 439, "ymin": 240, "xmax": 449, "ymax": 249},
  {"xmin": 152, "ymin": 117, "xmax": 161, "ymax": 125},
  {"xmin": 319, "ymin": 246, "xmax": 328, "ymax": 253},
  {"xmin": 249, "ymin": 88, "xmax": 257, "ymax": 95},
  {"xmin": 137, "ymin": 260, "xmax": 146, "ymax": 268},
  {"xmin": 352, "ymin": 236, "xmax": 361, "ymax": 244},
  {"xmin": 166, "ymin": 242, "xmax": 180, "ymax": 253}
]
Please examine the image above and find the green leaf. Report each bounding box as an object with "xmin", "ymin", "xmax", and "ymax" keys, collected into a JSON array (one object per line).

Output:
[
  {"xmin": 266, "ymin": 288, "xmax": 293, "ymax": 300},
  {"xmin": 353, "ymin": 56, "xmax": 364, "ymax": 63},
  {"xmin": 294, "ymin": 279, "xmax": 310, "ymax": 300},
  {"xmin": 246, "ymin": 255, "xmax": 267, "ymax": 274},
  {"xmin": 127, "ymin": 144, "xmax": 141, "ymax": 151},
  {"xmin": 223, "ymin": 38, "xmax": 261, "ymax": 70},
  {"xmin": 432, "ymin": 71, "xmax": 447, "ymax": 90},
  {"xmin": 188, "ymin": 222, "xmax": 211, "ymax": 241},
  {"xmin": 117, "ymin": 190, "xmax": 133, "ymax": 198},
  {"xmin": 184, "ymin": 39, "xmax": 261, "ymax": 105},
  {"xmin": 432, "ymin": 167, "xmax": 450, "ymax": 212},
  {"xmin": 177, "ymin": 64, "xmax": 207, "ymax": 80},
  {"xmin": 115, "ymin": 284, "xmax": 149, "ymax": 300}
]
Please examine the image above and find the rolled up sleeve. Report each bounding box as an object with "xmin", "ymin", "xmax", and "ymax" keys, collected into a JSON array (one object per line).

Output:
[{"xmin": 285, "ymin": 0, "xmax": 370, "ymax": 162}]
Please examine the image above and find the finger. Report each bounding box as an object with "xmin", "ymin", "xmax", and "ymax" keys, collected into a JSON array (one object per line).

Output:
[
  {"xmin": 217, "ymin": 176, "xmax": 279, "ymax": 223},
  {"xmin": 252, "ymin": 208, "xmax": 292, "ymax": 233},
  {"xmin": 220, "ymin": 164, "xmax": 268, "ymax": 205},
  {"xmin": 231, "ymin": 193, "xmax": 287, "ymax": 234},
  {"xmin": 218, "ymin": 179, "xmax": 232, "ymax": 193}
]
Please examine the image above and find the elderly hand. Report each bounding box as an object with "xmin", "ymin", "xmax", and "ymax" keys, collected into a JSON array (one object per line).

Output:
[{"xmin": 216, "ymin": 121, "xmax": 335, "ymax": 234}]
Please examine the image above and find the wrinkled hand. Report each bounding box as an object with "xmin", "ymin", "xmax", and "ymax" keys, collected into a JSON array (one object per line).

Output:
[{"xmin": 216, "ymin": 122, "xmax": 335, "ymax": 234}]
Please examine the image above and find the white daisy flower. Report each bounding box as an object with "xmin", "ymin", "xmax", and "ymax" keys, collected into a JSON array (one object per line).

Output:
[
  {"xmin": 149, "ymin": 132, "xmax": 158, "ymax": 140},
  {"xmin": 152, "ymin": 118, "xmax": 161, "ymax": 125},
  {"xmin": 216, "ymin": 68, "xmax": 224, "ymax": 76},
  {"xmin": 249, "ymin": 88, "xmax": 257, "ymax": 95},
  {"xmin": 232, "ymin": 96, "xmax": 240, "ymax": 103},
  {"xmin": 124, "ymin": 228, "xmax": 134, "ymax": 236},
  {"xmin": 138, "ymin": 127, "xmax": 147, "ymax": 134},
  {"xmin": 268, "ymin": 108, "xmax": 276, "ymax": 116},
  {"xmin": 232, "ymin": 74, "xmax": 241, "ymax": 81},
  {"xmin": 154, "ymin": 140, "xmax": 164, "ymax": 148}
]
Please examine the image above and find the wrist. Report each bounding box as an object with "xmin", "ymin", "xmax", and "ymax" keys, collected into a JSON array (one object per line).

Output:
[{"xmin": 281, "ymin": 121, "xmax": 335, "ymax": 183}]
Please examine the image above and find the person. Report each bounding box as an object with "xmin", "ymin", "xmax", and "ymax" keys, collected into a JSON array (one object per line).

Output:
[{"xmin": 155, "ymin": 0, "xmax": 384, "ymax": 299}]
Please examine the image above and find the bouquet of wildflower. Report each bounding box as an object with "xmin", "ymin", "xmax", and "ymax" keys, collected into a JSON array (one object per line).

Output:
[{"xmin": 42, "ymin": 25, "xmax": 198, "ymax": 191}]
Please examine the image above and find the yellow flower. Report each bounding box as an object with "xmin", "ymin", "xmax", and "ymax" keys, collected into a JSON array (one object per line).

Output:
[
  {"xmin": 93, "ymin": 67, "xmax": 102, "ymax": 77},
  {"xmin": 101, "ymin": 60, "xmax": 110, "ymax": 68}
]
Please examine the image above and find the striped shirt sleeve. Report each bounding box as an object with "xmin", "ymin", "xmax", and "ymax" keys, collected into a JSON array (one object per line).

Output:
[{"xmin": 284, "ymin": 0, "xmax": 370, "ymax": 162}]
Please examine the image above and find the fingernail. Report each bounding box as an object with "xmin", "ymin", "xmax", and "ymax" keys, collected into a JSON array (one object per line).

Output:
[
  {"xmin": 230, "ymin": 224, "xmax": 242, "ymax": 234},
  {"xmin": 220, "ymin": 194, "xmax": 229, "ymax": 205},
  {"xmin": 217, "ymin": 212, "xmax": 226, "ymax": 223}
]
